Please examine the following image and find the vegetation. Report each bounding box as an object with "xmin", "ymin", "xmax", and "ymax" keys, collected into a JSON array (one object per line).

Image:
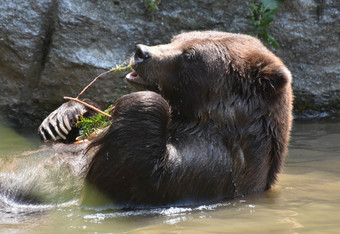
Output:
[
  {"xmin": 248, "ymin": 0, "xmax": 282, "ymax": 48},
  {"xmin": 110, "ymin": 62, "xmax": 131, "ymax": 74},
  {"xmin": 144, "ymin": 0, "xmax": 161, "ymax": 15},
  {"xmin": 77, "ymin": 105, "xmax": 112, "ymax": 139},
  {"xmin": 74, "ymin": 61, "xmax": 131, "ymax": 140}
]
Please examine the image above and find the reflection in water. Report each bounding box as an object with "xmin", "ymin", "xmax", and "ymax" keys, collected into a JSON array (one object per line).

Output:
[{"xmin": 0, "ymin": 121, "xmax": 339, "ymax": 233}]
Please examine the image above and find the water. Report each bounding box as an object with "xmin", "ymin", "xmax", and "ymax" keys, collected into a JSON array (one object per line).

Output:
[{"xmin": 0, "ymin": 121, "xmax": 339, "ymax": 233}]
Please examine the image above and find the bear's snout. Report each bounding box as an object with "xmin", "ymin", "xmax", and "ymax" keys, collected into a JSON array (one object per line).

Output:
[{"xmin": 134, "ymin": 44, "xmax": 152, "ymax": 64}]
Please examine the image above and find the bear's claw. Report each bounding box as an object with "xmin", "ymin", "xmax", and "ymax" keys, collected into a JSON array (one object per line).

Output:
[{"xmin": 38, "ymin": 101, "xmax": 88, "ymax": 142}]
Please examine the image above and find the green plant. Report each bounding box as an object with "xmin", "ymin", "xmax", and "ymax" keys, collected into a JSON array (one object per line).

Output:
[
  {"xmin": 144, "ymin": 0, "xmax": 161, "ymax": 14},
  {"xmin": 249, "ymin": 0, "xmax": 282, "ymax": 48},
  {"xmin": 77, "ymin": 105, "xmax": 112, "ymax": 139},
  {"xmin": 64, "ymin": 61, "xmax": 132, "ymax": 141},
  {"xmin": 110, "ymin": 62, "xmax": 131, "ymax": 74}
]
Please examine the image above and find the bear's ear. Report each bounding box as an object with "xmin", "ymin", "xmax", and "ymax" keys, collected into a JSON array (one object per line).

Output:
[
  {"xmin": 183, "ymin": 47, "xmax": 197, "ymax": 61},
  {"xmin": 258, "ymin": 65, "xmax": 292, "ymax": 96}
]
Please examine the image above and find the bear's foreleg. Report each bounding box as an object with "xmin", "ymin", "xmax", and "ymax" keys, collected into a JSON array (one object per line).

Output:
[{"xmin": 82, "ymin": 91, "xmax": 171, "ymax": 207}]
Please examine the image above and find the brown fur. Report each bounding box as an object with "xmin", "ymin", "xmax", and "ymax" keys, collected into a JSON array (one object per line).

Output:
[{"xmin": 83, "ymin": 31, "xmax": 293, "ymax": 208}]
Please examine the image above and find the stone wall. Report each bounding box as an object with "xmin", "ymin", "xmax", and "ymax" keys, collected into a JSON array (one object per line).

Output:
[{"xmin": 0, "ymin": 0, "xmax": 339, "ymax": 127}]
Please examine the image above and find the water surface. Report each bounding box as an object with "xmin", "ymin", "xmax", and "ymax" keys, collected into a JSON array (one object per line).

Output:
[{"xmin": 0, "ymin": 121, "xmax": 339, "ymax": 233}]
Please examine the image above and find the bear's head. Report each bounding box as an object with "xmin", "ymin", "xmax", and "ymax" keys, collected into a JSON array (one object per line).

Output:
[{"xmin": 126, "ymin": 31, "xmax": 292, "ymax": 126}]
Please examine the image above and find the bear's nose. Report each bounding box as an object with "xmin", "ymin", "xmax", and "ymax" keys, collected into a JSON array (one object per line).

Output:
[{"xmin": 134, "ymin": 44, "xmax": 151, "ymax": 63}]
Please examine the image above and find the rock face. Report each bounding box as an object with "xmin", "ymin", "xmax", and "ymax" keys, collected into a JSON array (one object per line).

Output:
[
  {"xmin": 0, "ymin": 0, "xmax": 339, "ymax": 127},
  {"xmin": 272, "ymin": 0, "xmax": 340, "ymax": 119}
]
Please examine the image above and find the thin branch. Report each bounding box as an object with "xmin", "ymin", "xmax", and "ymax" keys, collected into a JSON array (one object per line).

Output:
[
  {"xmin": 64, "ymin": 96, "xmax": 112, "ymax": 117},
  {"xmin": 76, "ymin": 70, "xmax": 112, "ymax": 99},
  {"xmin": 75, "ymin": 62, "xmax": 131, "ymax": 99},
  {"xmin": 64, "ymin": 62, "xmax": 130, "ymax": 118}
]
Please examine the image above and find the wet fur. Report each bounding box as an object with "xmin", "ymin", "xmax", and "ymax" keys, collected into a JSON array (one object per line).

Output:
[{"xmin": 82, "ymin": 31, "xmax": 293, "ymax": 208}]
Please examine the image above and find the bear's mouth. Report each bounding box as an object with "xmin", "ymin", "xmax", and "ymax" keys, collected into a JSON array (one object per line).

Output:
[
  {"xmin": 126, "ymin": 71, "xmax": 146, "ymax": 86},
  {"xmin": 126, "ymin": 70, "xmax": 160, "ymax": 92}
]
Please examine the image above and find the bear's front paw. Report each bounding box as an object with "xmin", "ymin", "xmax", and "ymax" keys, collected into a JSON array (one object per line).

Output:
[{"xmin": 38, "ymin": 101, "xmax": 87, "ymax": 141}]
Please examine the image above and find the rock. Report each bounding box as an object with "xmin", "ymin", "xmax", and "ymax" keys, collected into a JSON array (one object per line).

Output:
[
  {"xmin": 0, "ymin": 0, "xmax": 339, "ymax": 127},
  {"xmin": 271, "ymin": 0, "xmax": 340, "ymax": 119},
  {"xmin": 0, "ymin": 0, "xmax": 54, "ymax": 126}
]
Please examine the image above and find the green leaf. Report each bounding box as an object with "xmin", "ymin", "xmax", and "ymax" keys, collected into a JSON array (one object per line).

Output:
[
  {"xmin": 144, "ymin": 0, "xmax": 160, "ymax": 13},
  {"xmin": 251, "ymin": 2, "xmax": 259, "ymax": 9},
  {"xmin": 262, "ymin": 30, "xmax": 280, "ymax": 49},
  {"xmin": 263, "ymin": 0, "xmax": 281, "ymax": 10},
  {"xmin": 260, "ymin": 8, "xmax": 277, "ymax": 27},
  {"xmin": 267, "ymin": 34, "xmax": 280, "ymax": 49},
  {"xmin": 77, "ymin": 105, "xmax": 112, "ymax": 138}
]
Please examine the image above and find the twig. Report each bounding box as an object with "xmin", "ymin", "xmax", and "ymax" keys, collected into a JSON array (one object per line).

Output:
[
  {"xmin": 64, "ymin": 96, "xmax": 112, "ymax": 117},
  {"xmin": 65, "ymin": 62, "xmax": 131, "ymax": 117},
  {"xmin": 76, "ymin": 70, "xmax": 112, "ymax": 99},
  {"xmin": 76, "ymin": 62, "xmax": 131, "ymax": 99}
]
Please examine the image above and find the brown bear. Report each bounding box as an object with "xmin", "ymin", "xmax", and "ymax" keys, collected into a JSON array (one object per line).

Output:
[{"xmin": 38, "ymin": 31, "xmax": 293, "ymax": 208}]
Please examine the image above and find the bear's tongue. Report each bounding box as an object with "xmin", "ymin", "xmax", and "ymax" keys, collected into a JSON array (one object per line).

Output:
[{"xmin": 126, "ymin": 71, "xmax": 146, "ymax": 85}]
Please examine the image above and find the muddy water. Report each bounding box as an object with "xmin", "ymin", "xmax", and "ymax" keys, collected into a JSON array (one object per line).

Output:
[{"xmin": 0, "ymin": 121, "xmax": 339, "ymax": 234}]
